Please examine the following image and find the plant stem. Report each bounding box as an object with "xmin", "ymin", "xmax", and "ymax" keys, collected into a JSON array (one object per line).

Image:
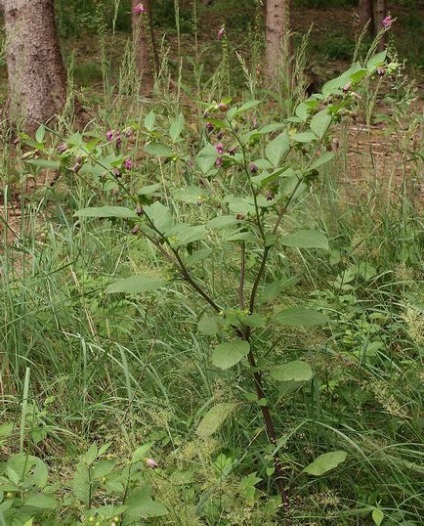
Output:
[
  {"xmin": 238, "ymin": 241, "xmax": 246, "ymax": 310},
  {"xmin": 246, "ymin": 347, "xmax": 289, "ymax": 511}
]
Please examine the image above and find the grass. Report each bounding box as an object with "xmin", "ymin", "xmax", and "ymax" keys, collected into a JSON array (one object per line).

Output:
[{"xmin": 1, "ymin": 4, "xmax": 424, "ymax": 526}]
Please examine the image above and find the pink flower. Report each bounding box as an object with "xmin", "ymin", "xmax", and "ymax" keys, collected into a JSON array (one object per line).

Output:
[
  {"xmin": 145, "ymin": 458, "xmax": 158, "ymax": 469},
  {"xmin": 382, "ymin": 15, "xmax": 393, "ymax": 29},
  {"xmin": 106, "ymin": 130, "xmax": 114, "ymax": 141},
  {"xmin": 217, "ymin": 26, "xmax": 225, "ymax": 40},
  {"xmin": 215, "ymin": 157, "xmax": 223, "ymax": 167},
  {"xmin": 215, "ymin": 142, "xmax": 224, "ymax": 155},
  {"xmin": 133, "ymin": 2, "xmax": 145, "ymax": 14},
  {"xmin": 124, "ymin": 158, "xmax": 133, "ymax": 170}
]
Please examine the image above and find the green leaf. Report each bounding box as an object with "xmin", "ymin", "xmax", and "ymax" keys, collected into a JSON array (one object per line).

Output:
[
  {"xmin": 208, "ymin": 215, "xmax": 239, "ymax": 229},
  {"xmin": 259, "ymin": 123, "xmax": 285, "ymax": 134},
  {"xmin": 309, "ymin": 151, "xmax": 334, "ymax": 170},
  {"xmin": 292, "ymin": 132, "xmax": 317, "ymax": 143},
  {"xmin": 349, "ymin": 68, "xmax": 368, "ymax": 83},
  {"xmin": 84, "ymin": 443, "xmax": 98, "ymax": 466},
  {"xmin": 26, "ymin": 159, "xmax": 60, "ymax": 169},
  {"xmin": 106, "ymin": 275, "xmax": 167, "ymax": 294},
  {"xmin": 144, "ymin": 111, "xmax": 156, "ymax": 131},
  {"xmin": 92, "ymin": 460, "xmax": 117, "ymax": 480},
  {"xmin": 196, "ymin": 403, "xmax": 237, "ymax": 438},
  {"xmin": 144, "ymin": 142, "xmax": 173, "ymax": 157},
  {"xmin": 74, "ymin": 206, "xmax": 137, "ymax": 219},
  {"xmin": 265, "ymin": 131, "xmax": 290, "ymax": 167},
  {"xmin": 169, "ymin": 225, "xmax": 207, "ymax": 247},
  {"xmin": 295, "ymin": 103, "xmax": 309, "ymax": 122},
  {"xmin": 367, "ymin": 50, "xmax": 387, "ymax": 73},
  {"xmin": 234, "ymin": 99, "xmax": 262, "ymax": 115},
  {"xmin": 144, "ymin": 201, "xmax": 173, "ymax": 234},
  {"xmin": 24, "ymin": 494, "xmax": 57, "ymax": 510},
  {"xmin": 196, "ymin": 143, "xmax": 219, "ymax": 174},
  {"xmin": 273, "ymin": 308, "xmax": 330, "ymax": 327},
  {"xmin": 303, "ymin": 451, "xmax": 347, "ymax": 476},
  {"xmin": 138, "ymin": 183, "xmax": 161, "ymax": 196},
  {"xmin": 242, "ymin": 314, "xmax": 266, "ymax": 328},
  {"xmin": 321, "ymin": 76, "xmax": 348, "ymax": 97},
  {"xmin": 212, "ymin": 340, "xmax": 250, "ymax": 370},
  {"xmin": 270, "ymin": 361, "xmax": 313, "ymax": 382},
  {"xmin": 372, "ymin": 508, "xmax": 385, "ymax": 526},
  {"xmin": 72, "ymin": 465, "xmax": 90, "ymax": 504},
  {"xmin": 131, "ymin": 443, "xmax": 154, "ymax": 463},
  {"xmin": 125, "ymin": 486, "xmax": 167, "ymax": 519},
  {"xmin": 173, "ymin": 185, "xmax": 207, "ymax": 204},
  {"xmin": 281, "ymin": 229, "xmax": 329, "ymax": 250},
  {"xmin": 35, "ymin": 125, "xmax": 45, "ymax": 144},
  {"xmin": 169, "ymin": 113, "xmax": 185, "ymax": 142},
  {"xmin": 0, "ymin": 422, "xmax": 13, "ymax": 444},
  {"xmin": 198, "ymin": 316, "xmax": 221, "ymax": 336},
  {"xmin": 186, "ymin": 248, "xmax": 212, "ymax": 265},
  {"xmin": 310, "ymin": 110, "xmax": 332, "ymax": 139}
]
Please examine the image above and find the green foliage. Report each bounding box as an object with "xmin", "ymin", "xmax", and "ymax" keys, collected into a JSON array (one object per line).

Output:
[
  {"xmin": 2, "ymin": 25, "xmax": 424, "ymax": 526},
  {"xmin": 0, "ymin": 443, "xmax": 166, "ymax": 525}
]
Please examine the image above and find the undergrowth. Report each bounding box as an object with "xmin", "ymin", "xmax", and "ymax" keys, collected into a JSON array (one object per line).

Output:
[{"xmin": 1, "ymin": 13, "xmax": 424, "ymax": 526}]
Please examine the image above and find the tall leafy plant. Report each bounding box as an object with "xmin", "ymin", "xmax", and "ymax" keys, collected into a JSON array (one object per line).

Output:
[{"xmin": 62, "ymin": 54, "xmax": 390, "ymax": 516}]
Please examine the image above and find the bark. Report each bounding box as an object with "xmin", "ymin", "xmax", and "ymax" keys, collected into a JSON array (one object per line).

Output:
[
  {"xmin": 132, "ymin": 0, "xmax": 157, "ymax": 96},
  {"xmin": 1, "ymin": 0, "xmax": 67, "ymax": 133},
  {"xmin": 264, "ymin": 0, "xmax": 292, "ymax": 86},
  {"xmin": 373, "ymin": 0, "xmax": 387, "ymax": 48},
  {"xmin": 357, "ymin": 0, "xmax": 373, "ymax": 34}
]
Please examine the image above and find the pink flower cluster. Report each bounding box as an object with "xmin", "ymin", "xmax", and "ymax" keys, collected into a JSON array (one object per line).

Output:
[
  {"xmin": 382, "ymin": 14, "xmax": 393, "ymax": 29},
  {"xmin": 133, "ymin": 2, "xmax": 146, "ymax": 14}
]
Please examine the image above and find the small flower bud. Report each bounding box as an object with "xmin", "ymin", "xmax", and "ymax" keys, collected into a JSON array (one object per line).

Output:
[
  {"xmin": 57, "ymin": 143, "xmax": 68, "ymax": 153},
  {"xmin": 145, "ymin": 458, "xmax": 158, "ymax": 469},
  {"xmin": 215, "ymin": 142, "xmax": 224, "ymax": 155},
  {"xmin": 249, "ymin": 162, "xmax": 258, "ymax": 173}
]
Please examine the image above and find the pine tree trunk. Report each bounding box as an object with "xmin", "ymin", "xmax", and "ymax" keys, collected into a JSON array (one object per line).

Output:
[
  {"xmin": 357, "ymin": 0, "xmax": 373, "ymax": 34},
  {"xmin": 132, "ymin": 0, "xmax": 157, "ymax": 95},
  {"xmin": 0, "ymin": 0, "xmax": 67, "ymax": 133},
  {"xmin": 373, "ymin": 0, "xmax": 387, "ymax": 48},
  {"xmin": 264, "ymin": 0, "xmax": 292, "ymax": 86}
]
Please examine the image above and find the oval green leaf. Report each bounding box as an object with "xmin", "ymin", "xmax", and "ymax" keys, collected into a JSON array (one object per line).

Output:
[
  {"xmin": 270, "ymin": 361, "xmax": 313, "ymax": 382},
  {"xmin": 144, "ymin": 142, "xmax": 173, "ymax": 157},
  {"xmin": 273, "ymin": 308, "xmax": 330, "ymax": 327},
  {"xmin": 281, "ymin": 229, "xmax": 329, "ymax": 250},
  {"xmin": 303, "ymin": 450, "xmax": 347, "ymax": 476},
  {"xmin": 212, "ymin": 340, "xmax": 250, "ymax": 370}
]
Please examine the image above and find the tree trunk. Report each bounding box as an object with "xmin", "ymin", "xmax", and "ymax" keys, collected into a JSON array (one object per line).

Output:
[
  {"xmin": 0, "ymin": 0, "xmax": 67, "ymax": 133},
  {"xmin": 357, "ymin": 0, "xmax": 373, "ymax": 34},
  {"xmin": 373, "ymin": 0, "xmax": 387, "ymax": 48},
  {"xmin": 132, "ymin": 0, "xmax": 157, "ymax": 96},
  {"xmin": 264, "ymin": 0, "xmax": 292, "ymax": 86}
]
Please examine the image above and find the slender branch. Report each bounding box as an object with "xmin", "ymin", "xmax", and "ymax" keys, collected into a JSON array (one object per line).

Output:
[
  {"xmin": 238, "ymin": 241, "xmax": 246, "ymax": 310},
  {"xmin": 171, "ymin": 248, "xmax": 222, "ymax": 313}
]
